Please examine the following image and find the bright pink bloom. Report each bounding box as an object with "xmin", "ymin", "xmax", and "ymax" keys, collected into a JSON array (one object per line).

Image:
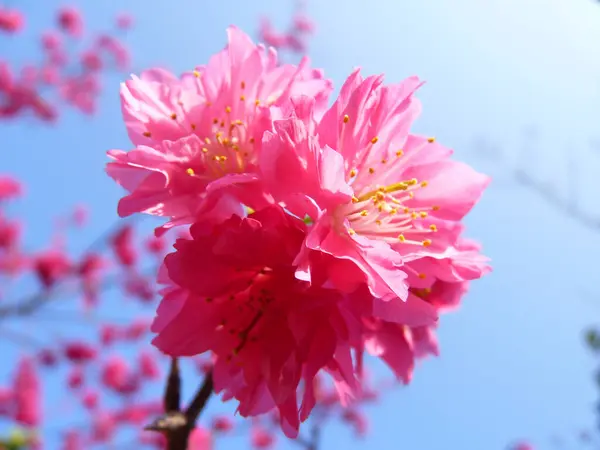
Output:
[
  {"xmin": 33, "ymin": 249, "xmax": 72, "ymax": 288},
  {"xmin": 106, "ymin": 26, "xmax": 332, "ymax": 234},
  {"xmin": 0, "ymin": 215, "xmax": 20, "ymax": 249},
  {"xmin": 0, "ymin": 175, "xmax": 22, "ymax": 200},
  {"xmin": 64, "ymin": 341, "xmax": 97, "ymax": 363},
  {"xmin": 189, "ymin": 427, "xmax": 212, "ymax": 450},
  {"xmin": 260, "ymin": 71, "xmax": 490, "ymax": 303},
  {"xmin": 152, "ymin": 206, "xmax": 363, "ymax": 437},
  {"xmin": 111, "ymin": 224, "xmax": 137, "ymax": 267},
  {"xmin": 101, "ymin": 356, "xmax": 131, "ymax": 392},
  {"xmin": 57, "ymin": 7, "xmax": 83, "ymax": 37},
  {"xmin": 13, "ymin": 357, "xmax": 41, "ymax": 427},
  {"xmin": 0, "ymin": 8, "xmax": 24, "ymax": 33}
]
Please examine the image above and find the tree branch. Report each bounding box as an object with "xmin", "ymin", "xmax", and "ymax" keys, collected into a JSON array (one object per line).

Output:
[{"xmin": 145, "ymin": 363, "xmax": 214, "ymax": 450}]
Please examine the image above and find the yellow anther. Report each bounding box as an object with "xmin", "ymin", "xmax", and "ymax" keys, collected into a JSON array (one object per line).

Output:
[
  {"xmin": 213, "ymin": 118, "xmax": 219, "ymax": 124},
  {"xmin": 241, "ymin": 81, "xmax": 246, "ymax": 89},
  {"xmin": 420, "ymin": 212, "xmax": 428, "ymax": 218},
  {"xmin": 429, "ymin": 224, "xmax": 437, "ymax": 231},
  {"xmin": 427, "ymin": 137, "xmax": 435, "ymax": 143},
  {"xmin": 389, "ymin": 208, "xmax": 397, "ymax": 215},
  {"xmin": 343, "ymin": 115, "xmax": 350, "ymax": 123},
  {"xmin": 396, "ymin": 150, "xmax": 404, "ymax": 157},
  {"xmin": 381, "ymin": 159, "xmax": 387, "ymax": 164},
  {"xmin": 255, "ymin": 99, "xmax": 260, "ymax": 106},
  {"xmin": 368, "ymin": 167, "xmax": 375, "ymax": 174},
  {"xmin": 432, "ymin": 205, "xmax": 440, "ymax": 211},
  {"xmin": 232, "ymin": 145, "xmax": 240, "ymax": 151},
  {"xmin": 348, "ymin": 228, "xmax": 356, "ymax": 235},
  {"xmin": 235, "ymin": 120, "xmax": 243, "ymax": 125},
  {"xmin": 403, "ymin": 207, "xmax": 410, "ymax": 213},
  {"xmin": 375, "ymin": 219, "xmax": 382, "ymax": 226},
  {"xmin": 422, "ymin": 239, "xmax": 432, "ymax": 247},
  {"xmin": 407, "ymin": 178, "xmax": 417, "ymax": 186},
  {"xmin": 398, "ymin": 234, "xmax": 406, "ymax": 242},
  {"xmin": 418, "ymin": 273, "xmax": 427, "ymax": 279},
  {"xmin": 420, "ymin": 181, "xmax": 428, "ymax": 187},
  {"xmin": 371, "ymin": 136, "xmax": 379, "ymax": 144},
  {"xmin": 409, "ymin": 192, "xmax": 414, "ymax": 198},
  {"xmin": 375, "ymin": 191, "xmax": 385, "ymax": 201},
  {"xmin": 220, "ymin": 121, "xmax": 225, "ymax": 128},
  {"xmin": 186, "ymin": 168, "xmax": 195, "ymax": 176},
  {"xmin": 360, "ymin": 210, "xmax": 368, "ymax": 216},
  {"xmin": 204, "ymin": 138, "xmax": 211, "ymax": 145},
  {"xmin": 193, "ymin": 70, "xmax": 201, "ymax": 77},
  {"xmin": 170, "ymin": 113, "xmax": 177, "ymax": 120},
  {"xmin": 202, "ymin": 147, "xmax": 209, "ymax": 153},
  {"xmin": 142, "ymin": 131, "xmax": 151, "ymax": 138},
  {"xmin": 225, "ymin": 106, "xmax": 232, "ymax": 113},
  {"xmin": 240, "ymin": 95, "xmax": 246, "ymax": 101},
  {"xmin": 411, "ymin": 212, "xmax": 418, "ymax": 219},
  {"xmin": 352, "ymin": 196, "xmax": 359, "ymax": 203},
  {"xmin": 349, "ymin": 169, "xmax": 357, "ymax": 177}
]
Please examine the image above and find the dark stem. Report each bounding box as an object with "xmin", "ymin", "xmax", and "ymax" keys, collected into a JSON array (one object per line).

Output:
[
  {"xmin": 184, "ymin": 370, "xmax": 214, "ymax": 424},
  {"xmin": 145, "ymin": 366, "xmax": 214, "ymax": 450}
]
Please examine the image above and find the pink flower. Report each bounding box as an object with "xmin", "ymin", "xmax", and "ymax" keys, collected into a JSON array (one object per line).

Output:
[
  {"xmin": 110, "ymin": 224, "xmax": 137, "ymax": 267},
  {"xmin": 13, "ymin": 357, "xmax": 41, "ymax": 427},
  {"xmin": 189, "ymin": 427, "xmax": 212, "ymax": 450},
  {"xmin": 101, "ymin": 356, "xmax": 131, "ymax": 393},
  {"xmin": 57, "ymin": 7, "xmax": 83, "ymax": 37},
  {"xmin": 33, "ymin": 249, "xmax": 72, "ymax": 288},
  {"xmin": 0, "ymin": 175, "xmax": 22, "ymax": 200},
  {"xmin": 0, "ymin": 8, "xmax": 24, "ymax": 33},
  {"xmin": 260, "ymin": 70, "xmax": 490, "ymax": 303},
  {"xmin": 0, "ymin": 215, "xmax": 20, "ymax": 249},
  {"xmin": 152, "ymin": 206, "xmax": 367, "ymax": 437},
  {"xmin": 106, "ymin": 26, "xmax": 332, "ymax": 234},
  {"xmin": 64, "ymin": 341, "xmax": 97, "ymax": 363}
]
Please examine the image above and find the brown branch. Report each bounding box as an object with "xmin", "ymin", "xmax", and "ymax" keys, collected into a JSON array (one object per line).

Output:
[{"xmin": 145, "ymin": 362, "xmax": 214, "ymax": 450}]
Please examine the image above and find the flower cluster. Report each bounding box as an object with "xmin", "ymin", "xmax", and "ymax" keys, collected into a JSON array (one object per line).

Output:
[
  {"xmin": 107, "ymin": 27, "xmax": 491, "ymax": 438},
  {"xmin": 1, "ymin": 6, "xmax": 132, "ymax": 121}
]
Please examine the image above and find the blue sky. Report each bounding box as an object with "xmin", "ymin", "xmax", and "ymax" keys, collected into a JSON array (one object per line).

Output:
[{"xmin": 2, "ymin": 0, "xmax": 600, "ymax": 448}]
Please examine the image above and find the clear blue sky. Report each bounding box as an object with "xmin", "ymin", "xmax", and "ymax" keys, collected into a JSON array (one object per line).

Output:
[{"xmin": 2, "ymin": 0, "xmax": 600, "ymax": 448}]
